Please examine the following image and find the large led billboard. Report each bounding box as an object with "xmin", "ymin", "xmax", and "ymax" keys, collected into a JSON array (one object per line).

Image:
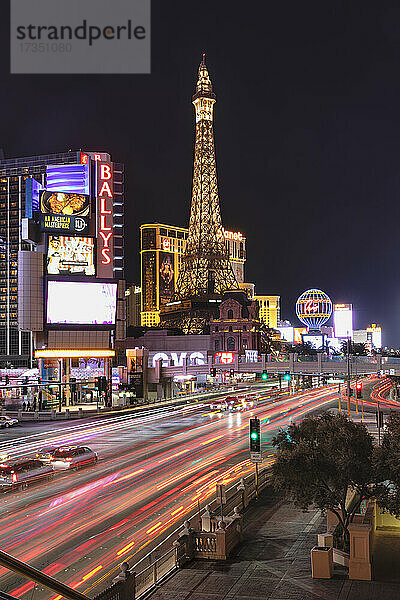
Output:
[
  {"xmin": 47, "ymin": 281, "xmax": 117, "ymax": 325},
  {"xmin": 47, "ymin": 236, "xmax": 95, "ymax": 276},
  {"xmin": 333, "ymin": 304, "xmax": 353, "ymax": 339},
  {"xmin": 40, "ymin": 191, "xmax": 90, "ymax": 234},
  {"xmin": 159, "ymin": 251, "xmax": 175, "ymax": 304}
]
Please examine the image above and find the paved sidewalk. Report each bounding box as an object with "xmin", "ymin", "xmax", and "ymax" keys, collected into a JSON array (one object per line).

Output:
[{"xmin": 148, "ymin": 490, "xmax": 400, "ymax": 600}]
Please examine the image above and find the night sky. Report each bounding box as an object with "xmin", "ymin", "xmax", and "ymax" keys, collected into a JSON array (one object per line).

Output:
[{"xmin": 1, "ymin": 2, "xmax": 400, "ymax": 345}]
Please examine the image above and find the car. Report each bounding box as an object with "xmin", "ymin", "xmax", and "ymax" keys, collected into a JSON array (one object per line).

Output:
[
  {"xmin": 209, "ymin": 399, "xmax": 228, "ymax": 411},
  {"xmin": 244, "ymin": 395, "xmax": 258, "ymax": 408},
  {"xmin": 35, "ymin": 447, "xmax": 58, "ymax": 463},
  {"xmin": 0, "ymin": 416, "xmax": 19, "ymax": 428},
  {"xmin": 0, "ymin": 458, "xmax": 54, "ymax": 491},
  {"xmin": 48, "ymin": 446, "xmax": 98, "ymax": 470}
]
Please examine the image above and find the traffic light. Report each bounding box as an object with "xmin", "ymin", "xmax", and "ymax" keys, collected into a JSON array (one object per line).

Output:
[
  {"xmin": 210, "ymin": 368, "xmax": 216, "ymax": 377},
  {"xmin": 283, "ymin": 372, "xmax": 291, "ymax": 382},
  {"xmin": 249, "ymin": 418, "xmax": 261, "ymax": 452},
  {"xmin": 356, "ymin": 382, "xmax": 362, "ymax": 399},
  {"xmin": 229, "ymin": 369, "xmax": 235, "ymax": 377},
  {"xmin": 261, "ymin": 370, "xmax": 268, "ymax": 380},
  {"xmin": 376, "ymin": 410, "xmax": 384, "ymax": 429},
  {"xmin": 70, "ymin": 377, "xmax": 77, "ymax": 393}
]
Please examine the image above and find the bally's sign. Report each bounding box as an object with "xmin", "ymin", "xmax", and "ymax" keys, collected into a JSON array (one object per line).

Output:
[{"xmin": 150, "ymin": 351, "xmax": 206, "ymax": 368}]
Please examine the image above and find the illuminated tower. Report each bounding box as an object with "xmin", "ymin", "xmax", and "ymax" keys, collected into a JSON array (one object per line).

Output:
[
  {"xmin": 161, "ymin": 55, "xmax": 238, "ymax": 333},
  {"xmin": 177, "ymin": 54, "xmax": 238, "ymax": 298}
]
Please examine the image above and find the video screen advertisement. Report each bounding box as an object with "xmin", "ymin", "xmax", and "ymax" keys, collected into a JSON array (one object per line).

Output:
[
  {"xmin": 40, "ymin": 190, "xmax": 91, "ymax": 234},
  {"xmin": 46, "ymin": 281, "xmax": 117, "ymax": 326},
  {"xmin": 333, "ymin": 304, "xmax": 353, "ymax": 339},
  {"xmin": 47, "ymin": 236, "xmax": 95, "ymax": 276},
  {"xmin": 159, "ymin": 251, "xmax": 175, "ymax": 305}
]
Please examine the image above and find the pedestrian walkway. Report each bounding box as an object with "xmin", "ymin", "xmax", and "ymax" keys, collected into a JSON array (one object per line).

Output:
[
  {"xmin": 373, "ymin": 529, "xmax": 400, "ymax": 582},
  {"xmin": 147, "ymin": 490, "xmax": 400, "ymax": 600}
]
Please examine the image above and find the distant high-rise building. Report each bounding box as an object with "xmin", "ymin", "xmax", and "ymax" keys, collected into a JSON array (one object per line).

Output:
[
  {"xmin": 140, "ymin": 223, "xmax": 246, "ymax": 327},
  {"xmin": 254, "ymin": 295, "xmax": 280, "ymax": 329},
  {"xmin": 126, "ymin": 285, "xmax": 141, "ymax": 327}
]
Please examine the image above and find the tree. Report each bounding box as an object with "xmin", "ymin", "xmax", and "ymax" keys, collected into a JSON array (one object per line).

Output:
[
  {"xmin": 340, "ymin": 340, "xmax": 367, "ymax": 356},
  {"xmin": 272, "ymin": 413, "xmax": 379, "ymax": 548},
  {"xmin": 286, "ymin": 341, "xmax": 318, "ymax": 355}
]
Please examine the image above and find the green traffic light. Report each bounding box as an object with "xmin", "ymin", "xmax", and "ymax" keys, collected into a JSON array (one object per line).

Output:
[
  {"xmin": 251, "ymin": 432, "xmax": 258, "ymax": 440},
  {"xmin": 261, "ymin": 373, "xmax": 268, "ymax": 380}
]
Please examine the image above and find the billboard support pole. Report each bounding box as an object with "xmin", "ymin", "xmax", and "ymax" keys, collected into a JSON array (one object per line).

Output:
[{"xmin": 347, "ymin": 337, "xmax": 351, "ymax": 416}]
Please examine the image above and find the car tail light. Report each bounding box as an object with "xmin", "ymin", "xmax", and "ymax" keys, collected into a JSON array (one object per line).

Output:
[
  {"xmin": 66, "ymin": 457, "xmax": 73, "ymax": 462},
  {"xmin": 12, "ymin": 473, "xmax": 17, "ymax": 483}
]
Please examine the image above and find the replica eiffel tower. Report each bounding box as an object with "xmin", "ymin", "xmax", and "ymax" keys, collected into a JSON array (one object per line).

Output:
[{"xmin": 160, "ymin": 55, "xmax": 238, "ymax": 333}]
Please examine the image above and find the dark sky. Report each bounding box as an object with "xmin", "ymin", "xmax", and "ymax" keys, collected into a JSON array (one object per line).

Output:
[{"xmin": 1, "ymin": 2, "xmax": 400, "ymax": 345}]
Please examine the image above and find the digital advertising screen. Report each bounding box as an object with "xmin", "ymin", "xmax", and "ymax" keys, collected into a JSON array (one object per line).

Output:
[
  {"xmin": 46, "ymin": 281, "xmax": 117, "ymax": 325},
  {"xmin": 277, "ymin": 326, "xmax": 294, "ymax": 343},
  {"xmin": 333, "ymin": 304, "xmax": 353, "ymax": 339},
  {"xmin": 302, "ymin": 334, "xmax": 325, "ymax": 349},
  {"xmin": 159, "ymin": 251, "xmax": 175, "ymax": 304},
  {"xmin": 40, "ymin": 190, "xmax": 90, "ymax": 234},
  {"xmin": 47, "ymin": 236, "xmax": 95, "ymax": 276}
]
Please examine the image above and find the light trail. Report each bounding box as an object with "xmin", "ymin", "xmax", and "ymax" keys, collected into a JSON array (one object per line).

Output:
[{"xmin": 0, "ymin": 384, "xmax": 338, "ymax": 600}]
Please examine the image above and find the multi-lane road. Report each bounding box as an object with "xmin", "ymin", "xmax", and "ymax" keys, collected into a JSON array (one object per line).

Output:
[{"xmin": 0, "ymin": 384, "xmax": 346, "ymax": 599}]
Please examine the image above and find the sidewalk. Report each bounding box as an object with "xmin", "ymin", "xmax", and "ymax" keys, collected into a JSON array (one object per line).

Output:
[{"xmin": 147, "ymin": 490, "xmax": 400, "ymax": 600}]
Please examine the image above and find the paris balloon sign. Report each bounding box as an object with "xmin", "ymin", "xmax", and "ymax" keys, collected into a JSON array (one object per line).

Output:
[{"xmin": 295, "ymin": 288, "xmax": 332, "ymax": 330}]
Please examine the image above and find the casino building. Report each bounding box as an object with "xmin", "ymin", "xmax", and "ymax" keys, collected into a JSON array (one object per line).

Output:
[
  {"xmin": 0, "ymin": 151, "xmax": 85, "ymax": 366},
  {"xmin": 140, "ymin": 223, "xmax": 246, "ymax": 327},
  {"xmin": 1, "ymin": 149, "xmax": 125, "ymax": 399}
]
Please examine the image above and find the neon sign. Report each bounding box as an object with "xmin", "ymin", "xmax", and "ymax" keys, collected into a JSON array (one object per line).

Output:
[
  {"xmin": 152, "ymin": 351, "xmax": 206, "ymax": 367},
  {"xmin": 96, "ymin": 159, "xmax": 114, "ymax": 277},
  {"xmin": 214, "ymin": 351, "xmax": 235, "ymax": 364},
  {"xmin": 223, "ymin": 229, "xmax": 243, "ymax": 242}
]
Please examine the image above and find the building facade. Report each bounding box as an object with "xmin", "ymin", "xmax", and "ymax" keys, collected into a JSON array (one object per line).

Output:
[
  {"xmin": 140, "ymin": 223, "xmax": 246, "ymax": 327},
  {"xmin": 210, "ymin": 291, "xmax": 260, "ymax": 354},
  {"xmin": 126, "ymin": 285, "xmax": 141, "ymax": 327},
  {"xmin": 9, "ymin": 150, "xmax": 125, "ymax": 395},
  {"xmin": 0, "ymin": 151, "xmax": 87, "ymax": 366},
  {"xmin": 254, "ymin": 295, "xmax": 280, "ymax": 329}
]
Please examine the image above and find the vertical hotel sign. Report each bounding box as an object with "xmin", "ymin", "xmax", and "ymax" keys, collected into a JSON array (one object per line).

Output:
[{"xmin": 95, "ymin": 154, "xmax": 114, "ymax": 278}]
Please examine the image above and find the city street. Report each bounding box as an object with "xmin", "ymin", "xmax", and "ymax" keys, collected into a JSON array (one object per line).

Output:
[{"xmin": 0, "ymin": 385, "xmax": 339, "ymax": 600}]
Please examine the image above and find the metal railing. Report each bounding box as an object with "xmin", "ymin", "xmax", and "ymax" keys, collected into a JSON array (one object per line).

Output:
[
  {"xmin": 0, "ymin": 549, "xmax": 89, "ymax": 600},
  {"xmin": 133, "ymin": 466, "xmax": 272, "ymax": 599}
]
